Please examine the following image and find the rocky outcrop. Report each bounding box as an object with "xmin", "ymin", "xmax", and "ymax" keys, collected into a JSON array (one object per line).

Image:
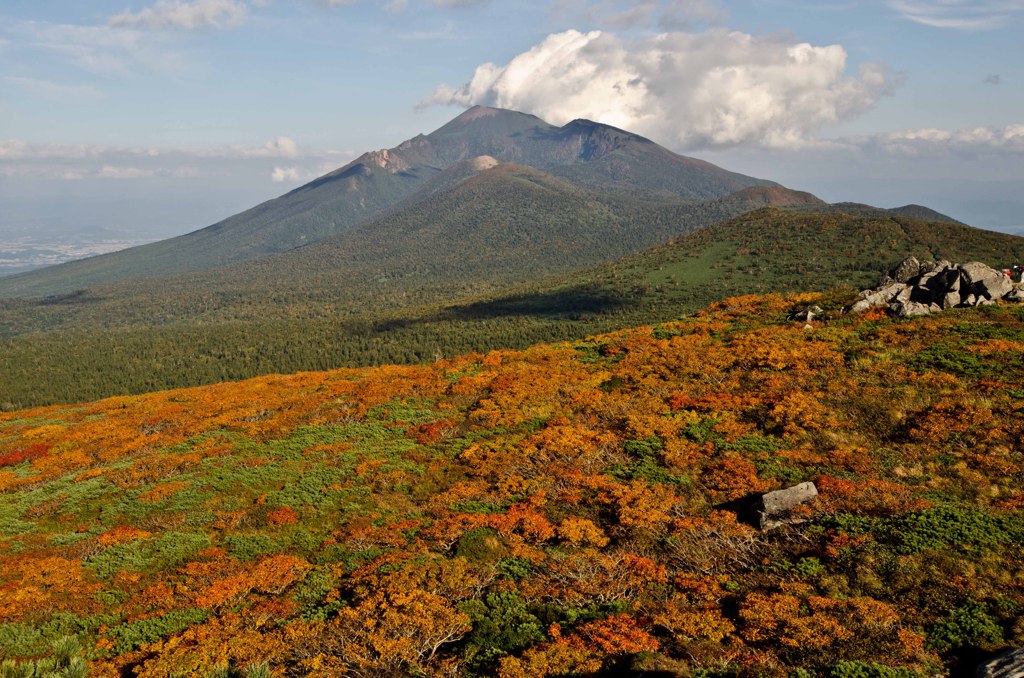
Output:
[
  {"xmin": 758, "ymin": 482, "xmax": 818, "ymax": 531},
  {"xmin": 850, "ymin": 257, "xmax": 1022, "ymax": 317},
  {"xmin": 976, "ymin": 648, "xmax": 1024, "ymax": 678}
]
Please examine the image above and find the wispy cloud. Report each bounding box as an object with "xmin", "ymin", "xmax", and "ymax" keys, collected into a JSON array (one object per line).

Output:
[
  {"xmin": 9, "ymin": 21, "xmax": 187, "ymax": 76},
  {"xmin": 551, "ymin": 0, "xmax": 726, "ymax": 29},
  {"xmin": 423, "ymin": 28, "xmax": 895, "ymax": 150},
  {"xmin": 4, "ymin": 76, "xmax": 104, "ymax": 104},
  {"xmin": 867, "ymin": 123, "xmax": 1024, "ymax": 155},
  {"xmin": 887, "ymin": 0, "xmax": 1024, "ymax": 29},
  {"xmin": 984, "ymin": 74, "xmax": 1002, "ymax": 85},
  {"xmin": 109, "ymin": 0, "xmax": 251, "ymax": 30},
  {"xmin": 98, "ymin": 165, "xmax": 157, "ymax": 179},
  {"xmin": 0, "ymin": 137, "xmax": 352, "ymax": 182}
]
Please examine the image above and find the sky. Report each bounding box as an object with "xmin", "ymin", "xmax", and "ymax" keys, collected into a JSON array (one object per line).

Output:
[{"xmin": 1, "ymin": 0, "xmax": 1022, "ymax": 242}]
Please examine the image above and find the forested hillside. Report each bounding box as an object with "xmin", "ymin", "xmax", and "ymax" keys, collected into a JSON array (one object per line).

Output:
[
  {"xmin": 2, "ymin": 208, "xmax": 1022, "ymax": 410},
  {"xmin": 2, "ymin": 291, "xmax": 1023, "ymax": 676}
]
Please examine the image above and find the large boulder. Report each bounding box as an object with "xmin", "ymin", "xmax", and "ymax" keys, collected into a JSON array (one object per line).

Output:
[
  {"xmin": 759, "ymin": 482, "xmax": 818, "ymax": 531},
  {"xmin": 890, "ymin": 256, "xmax": 921, "ymax": 283},
  {"xmin": 961, "ymin": 261, "xmax": 1014, "ymax": 300},
  {"xmin": 976, "ymin": 648, "xmax": 1024, "ymax": 678},
  {"xmin": 890, "ymin": 300, "xmax": 936, "ymax": 318}
]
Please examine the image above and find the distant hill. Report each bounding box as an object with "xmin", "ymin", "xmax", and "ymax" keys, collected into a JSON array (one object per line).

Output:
[
  {"xmin": 0, "ymin": 107, "xmax": 773, "ymax": 298},
  {"xmin": 804, "ymin": 201, "xmax": 963, "ymax": 224}
]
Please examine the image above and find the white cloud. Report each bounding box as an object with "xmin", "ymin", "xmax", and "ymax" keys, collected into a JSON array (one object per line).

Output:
[
  {"xmin": 271, "ymin": 166, "xmax": 303, "ymax": 182},
  {"xmin": 263, "ymin": 136, "xmax": 299, "ymax": 158},
  {"xmin": 110, "ymin": 0, "xmax": 250, "ymax": 30},
  {"xmin": 887, "ymin": 0, "xmax": 1024, "ymax": 29},
  {"xmin": 99, "ymin": 165, "xmax": 156, "ymax": 179},
  {"xmin": 867, "ymin": 123, "xmax": 1024, "ymax": 156},
  {"xmin": 423, "ymin": 29, "xmax": 894, "ymax": 150}
]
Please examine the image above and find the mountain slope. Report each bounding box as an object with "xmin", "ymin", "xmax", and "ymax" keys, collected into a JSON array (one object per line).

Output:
[
  {"xmin": 0, "ymin": 168, "xmax": 819, "ymax": 341},
  {"xmin": 0, "ymin": 107, "xmax": 773, "ymax": 298},
  {"xmin": 461, "ymin": 206, "xmax": 1024, "ymax": 324},
  {"xmin": 3, "ymin": 207, "xmax": 1023, "ymax": 409}
]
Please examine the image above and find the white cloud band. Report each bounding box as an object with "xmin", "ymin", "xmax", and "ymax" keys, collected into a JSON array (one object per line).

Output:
[{"xmin": 423, "ymin": 29, "xmax": 895, "ymax": 150}]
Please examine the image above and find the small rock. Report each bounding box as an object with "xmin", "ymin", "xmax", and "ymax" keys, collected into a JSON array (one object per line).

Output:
[{"xmin": 976, "ymin": 648, "xmax": 1024, "ymax": 678}]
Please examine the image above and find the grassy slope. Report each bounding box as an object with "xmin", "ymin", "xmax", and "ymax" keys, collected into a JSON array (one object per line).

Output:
[
  {"xmin": 1, "ymin": 207, "xmax": 1022, "ymax": 409},
  {"xmin": 2, "ymin": 292, "xmax": 1023, "ymax": 676}
]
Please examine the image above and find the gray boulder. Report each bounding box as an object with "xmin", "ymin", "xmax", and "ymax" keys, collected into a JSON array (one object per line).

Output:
[
  {"xmin": 961, "ymin": 261, "xmax": 1014, "ymax": 300},
  {"xmin": 759, "ymin": 482, "xmax": 818, "ymax": 531},
  {"xmin": 889, "ymin": 300, "xmax": 933, "ymax": 318},
  {"xmin": 890, "ymin": 256, "xmax": 922, "ymax": 284},
  {"xmin": 976, "ymin": 648, "xmax": 1024, "ymax": 678},
  {"xmin": 1005, "ymin": 288, "xmax": 1024, "ymax": 302},
  {"xmin": 850, "ymin": 282, "xmax": 909, "ymax": 314}
]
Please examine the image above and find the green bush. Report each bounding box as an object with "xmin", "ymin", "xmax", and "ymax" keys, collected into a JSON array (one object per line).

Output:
[
  {"xmin": 886, "ymin": 507, "xmax": 1022, "ymax": 555},
  {"xmin": 462, "ymin": 592, "xmax": 545, "ymax": 669},
  {"xmin": 105, "ymin": 608, "xmax": 210, "ymax": 653},
  {"xmin": 927, "ymin": 600, "xmax": 1003, "ymax": 652},
  {"xmin": 825, "ymin": 662, "xmax": 922, "ymax": 678}
]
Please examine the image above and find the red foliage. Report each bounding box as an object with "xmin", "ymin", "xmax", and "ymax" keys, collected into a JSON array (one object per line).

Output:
[{"xmin": 0, "ymin": 443, "xmax": 49, "ymax": 467}]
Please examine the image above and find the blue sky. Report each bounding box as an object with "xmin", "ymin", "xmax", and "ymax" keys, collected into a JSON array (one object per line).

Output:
[{"xmin": 2, "ymin": 0, "xmax": 1022, "ymax": 240}]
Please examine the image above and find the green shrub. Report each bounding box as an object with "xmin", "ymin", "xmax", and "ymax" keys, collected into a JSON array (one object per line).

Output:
[
  {"xmin": 105, "ymin": 608, "xmax": 210, "ymax": 653},
  {"xmin": 886, "ymin": 507, "xmax": 1022, "ymax": 555},
  {"xmin": 462, "ymin": 592, "xmax": 545, "ymax": 669},
  {"xmin": 223, "ymin": 534, "xmax": 279, "ymax": 561},
  {"xmin": 927, "ymin": 600, "xmax": 1003, "ymax": 652},
  {"xmin": 825, "ymin": 662, "xmax": 922, "ymax": 678}
]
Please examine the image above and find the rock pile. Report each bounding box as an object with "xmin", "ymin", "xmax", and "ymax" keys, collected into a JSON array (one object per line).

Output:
[{"xmin": 850, "ymin": 257, "xmax": 1024, "ymax": 318}]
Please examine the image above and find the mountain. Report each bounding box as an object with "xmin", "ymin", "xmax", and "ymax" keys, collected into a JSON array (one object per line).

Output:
[
  {"xmin": 3, "ymin": 206, "xmax": 1023, "ymax": 409},
  {"xmin": 0, "ymin": 107, "xmax": 774, "ymax": 299},
  {"xmin": 0, "ymin": 165, "xmax": 818, "ymax": 340}
]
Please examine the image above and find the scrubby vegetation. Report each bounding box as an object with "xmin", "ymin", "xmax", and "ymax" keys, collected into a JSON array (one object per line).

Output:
[{"xmin": 2, "ymin": 291, "xmax": 1023, "ymax": 676}]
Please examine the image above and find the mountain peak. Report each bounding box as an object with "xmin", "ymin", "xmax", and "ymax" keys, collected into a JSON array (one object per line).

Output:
[
  {"xmin": 442, "ymin": 105, "xmax": 546, "ymax": 128},
  {"xmin": 451, "ymin": 105, "xmax": 503, "ymax": 123}
]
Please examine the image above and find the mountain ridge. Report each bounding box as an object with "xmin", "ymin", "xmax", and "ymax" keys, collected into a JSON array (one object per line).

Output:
[{"xmin": 0, "ymin": 107, "xmax": 773, "ymax": 298}]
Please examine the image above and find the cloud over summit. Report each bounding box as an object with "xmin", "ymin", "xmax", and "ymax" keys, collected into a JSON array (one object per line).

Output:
[{"xmin": 424, "ymin": 29, "xmax": 894, "ymax": 151}]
